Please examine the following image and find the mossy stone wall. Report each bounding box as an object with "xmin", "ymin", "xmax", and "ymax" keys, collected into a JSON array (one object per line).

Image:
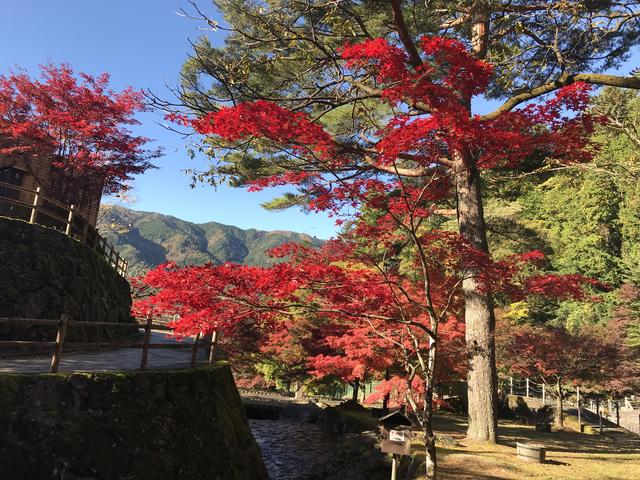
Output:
[
  {"xmin": 0, "ymin": 364, "xmax": 269, "ymax": 480},
  {"xmin": 0, "ymin": 217, "xmax": 135, "ymax": 342}
]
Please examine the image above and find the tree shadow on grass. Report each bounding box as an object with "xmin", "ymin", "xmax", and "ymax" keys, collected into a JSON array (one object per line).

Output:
[{"xmin": 497, "ymin": 422, "xmax": 640, "ymax": 455}]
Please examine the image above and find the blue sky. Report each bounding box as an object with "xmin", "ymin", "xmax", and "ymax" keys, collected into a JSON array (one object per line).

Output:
[
  {"xmin": 1, "ymin": 1, "xmax": 638, "ymax": 239},
  {"xmin": 0, "ymin": 0, "xmax": 336, "ymax": 238}
]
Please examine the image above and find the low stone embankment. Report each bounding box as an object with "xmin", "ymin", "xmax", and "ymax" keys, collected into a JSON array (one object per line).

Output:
[
  {"xmin": 0, "ymin": 363, "xmax": 268, "ymax": 480},
  {"xmin": 0, "ymin": 217, "xmax": 135, "ymax": 344}
]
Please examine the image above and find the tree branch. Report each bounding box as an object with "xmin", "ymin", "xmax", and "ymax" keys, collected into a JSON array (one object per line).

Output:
[
  {"xmin": 390, "ymin": 0, "xmax": 422, "ymax": 67},
  {"xmin": 482, "ymin": 73, "xmax": 640, "ymax": 120}
]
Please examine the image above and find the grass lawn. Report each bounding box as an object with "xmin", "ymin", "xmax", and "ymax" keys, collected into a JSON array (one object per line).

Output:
[{"xmin": 430, "ymin": 414, "xmax": 640, "ymax": 480}]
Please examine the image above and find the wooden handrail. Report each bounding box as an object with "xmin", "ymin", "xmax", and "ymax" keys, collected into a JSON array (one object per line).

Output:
[
  {"xmin": 0, "ymin": 179, "xmax": 39, "ymax": 195},
  {"xmin": 0, "ymin": 340, "xmax": 193, "ymax": 350},
  {"xmin": 0, "ymin": 183, "xmax": 127, "ymax": 277},
  {"xmin": 0, "ymin": 317, "xmax": 171, "ymax": 329},
  {"xmin": 1, "ymin": 315, "xmax": 199, "ymax": 372},
  {"xmin": 0, "ymin": 180, "xmax": 73, "ymax": 211}
]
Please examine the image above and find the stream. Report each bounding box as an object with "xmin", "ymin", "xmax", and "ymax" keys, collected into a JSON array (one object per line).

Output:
[
  {"xmin": 249, "ymin": 419, "xmax": 335, "ymax": 480},
  {"xmin": 249, "ymin": 417, "xmax": 387, "ymax": 480}
]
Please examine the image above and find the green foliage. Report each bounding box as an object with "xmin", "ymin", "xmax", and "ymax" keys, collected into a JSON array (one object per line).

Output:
[
  {"xmin": 487, "ymin": 89, "xmax": 640, "ymax": 340},
  {"xmin": 520, "ymin": 173, "xmax": 624, "ymax": 284},
  {"xmin": 552, "ymin": 291, "xmax": 621, "ymax": 331}
]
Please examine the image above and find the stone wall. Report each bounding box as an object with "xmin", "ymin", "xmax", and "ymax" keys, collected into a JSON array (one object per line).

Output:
[
  {"xmin": 0, "ymin": 217, "xmax": 135, "ymax": 342},
  {"xmin": 0, "ymin": 364, "xmax": 269, "ymax": 480}
]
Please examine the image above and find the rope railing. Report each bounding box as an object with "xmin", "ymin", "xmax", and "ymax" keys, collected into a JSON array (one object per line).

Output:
[
  {"xmin": 0, "ymin": 316, "xmax": 217, "ymax": 373},
  {"xmin": 0, "ymin": 180, "xmax": 128, "ymax": 277}
]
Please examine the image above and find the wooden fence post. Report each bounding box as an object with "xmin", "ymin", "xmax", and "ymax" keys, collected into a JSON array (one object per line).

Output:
[
  {"xmin": 596, "ymin": 397, "xmax": 603, "ymax": 434},
  {"xmin": 526, "ymin": 378, "xmax": 530, "ymax": 397},
  {"xmin": 81, "ymin": 221, "xmax": 89, "ymax": 244},
  {"xmin": 49, "ymin": 313, "xmax": 68, "ymax": 373},
  {"xmin": 65, "ymin": 204, "xmax": 75, "ymax": 236},
  {"xmin": 577, "ymin": 386, "xmax": 581, "ymax": 426},
  {"xmin": 208, "ymin": 330, "xmax": 219, "ymax": 363},
  {"xmin": 190, "ymin": 332, "xmax": 201, "ymax": 368},
  {"xmin": 140, "ymin": 316, "xmax": 153, "ymax": 371},
  {"xmin": 29, "ymin": 187, "xmax": 41, "ymax": 224},
  {"xmin": 542, "ymin": 383, "xmax": 546, "ymax": 404}
]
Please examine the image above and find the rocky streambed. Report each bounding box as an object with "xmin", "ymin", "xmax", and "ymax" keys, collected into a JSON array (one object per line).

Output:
[{"xmin": 248, "ymin": 410, "xmax": 389, "ymax": 480}]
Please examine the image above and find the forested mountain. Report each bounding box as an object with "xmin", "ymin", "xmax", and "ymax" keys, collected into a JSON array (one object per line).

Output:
[{"xmin": 97, "ymin": 204, "xmax": 323, "ymax": 275}]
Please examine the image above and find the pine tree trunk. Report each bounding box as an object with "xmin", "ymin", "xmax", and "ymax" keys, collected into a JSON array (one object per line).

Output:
[{"xmin": 454, "ymin": 155, "xmax": 498, "ymax": 442}]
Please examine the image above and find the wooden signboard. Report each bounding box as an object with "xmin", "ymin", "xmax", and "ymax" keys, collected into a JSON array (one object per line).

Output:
[{"xmin": 380, "ymin": 428, "xmax": 412, "ymax": 456}]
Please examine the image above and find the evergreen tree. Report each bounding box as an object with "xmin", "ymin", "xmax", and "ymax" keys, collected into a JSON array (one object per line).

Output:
[{"xmin": 166, "ymin": 0, "xmax": 640, "ymax": 442}]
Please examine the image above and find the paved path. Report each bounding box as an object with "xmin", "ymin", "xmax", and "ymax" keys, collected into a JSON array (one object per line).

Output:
[{"xmin": 0, "ymin": 330, "xmax": 207, "ymax": 374}]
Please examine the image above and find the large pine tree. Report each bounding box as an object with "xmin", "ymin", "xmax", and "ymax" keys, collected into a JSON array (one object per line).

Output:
[{"xmin": 167, "ymin": 0, "xmax": 640, "ymax": 442}]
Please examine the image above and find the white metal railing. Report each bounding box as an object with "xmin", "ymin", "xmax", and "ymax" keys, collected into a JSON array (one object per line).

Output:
[{"xmin": 502, "ymin": 376, "xmax": 640, "ymax": 435}]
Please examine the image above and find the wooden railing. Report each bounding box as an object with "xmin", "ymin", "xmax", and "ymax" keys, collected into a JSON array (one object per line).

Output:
[
  {"xmin": 0, "ymin": 316, "xmax": 218, "ymax": 373},
  {"xmin": 0, "ymin": 180, "xmax": 128, "ymax": 277}
]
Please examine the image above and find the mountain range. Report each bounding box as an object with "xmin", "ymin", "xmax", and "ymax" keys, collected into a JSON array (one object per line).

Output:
[{"xmin": 96, "ymin": 204, "xmax": 324, "ymax": 275}]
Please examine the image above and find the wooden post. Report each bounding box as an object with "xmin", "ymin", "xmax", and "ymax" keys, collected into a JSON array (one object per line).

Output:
[
  {"xmin": 190, "ymin": 332, "xmax": 201, "ymax": 368},
  {"xmin": 577, "ymin": 387, "xmax": 581, "ymax": 426},
  {"xmin": 29, "ymin": 187, "xmax": 40, "ymax": 224},
  {"xmin": 390, "ymin": 455, "xmax": 398, "ymax": 480},
  {"xmin": 542, "ymin": 383, "xmax": 546, "ymax": 404},
  {"xmin": 65, "ymin": 204, "xmax": 75, "ymax": 236},
  {"xmin": 526, "ymin": 378, "xmax": 530, "ymax": 397},
  {"xmin": 596, "ymin": 397, "xmax": 603, "ymax": 434},
  {"xmin": 208, "ymin": 330, "xmax": 219, "ymax": 363},
  {"xmin": 81, "ymin": 221, "xmax": 89, "ymax": 244},
  {"xmin": 616, "ymin": 401, "xmax": 620, "ymax": 427},
  {"xmin": 509, "ymin": 376, "xmax": 513, "ymax": 395},
  {"xmin": 49, "ymin": 313, "xmax": 68, "ymax": 373},
  {"xmin": 140, "ymin": 316, "xmax": 153, "ymax": 371}
]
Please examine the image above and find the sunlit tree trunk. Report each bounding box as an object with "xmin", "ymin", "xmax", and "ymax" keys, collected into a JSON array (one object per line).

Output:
[
  {"xmin": 423, "ymin": 338, "xmax": 438, "ymax": 478},
  {"xmin": 454, "ymin": 153, "xmax": 498, "ymax": 442}
]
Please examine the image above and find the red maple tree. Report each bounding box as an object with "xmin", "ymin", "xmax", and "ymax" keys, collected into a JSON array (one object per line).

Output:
[
  {"xmin": 147, "ymin": 35, "xmax": 599, "ymax": 478},
  {"xmin": 0, "ymin": 63, "xmax": 159, "ymax": 194},
  {"xmin": 136, "ymin": 211, "xmax": 594, "ymax": 476},
  {"xmin": 497, "ymin": 320, "xmax": 619, "ymax": 426}
]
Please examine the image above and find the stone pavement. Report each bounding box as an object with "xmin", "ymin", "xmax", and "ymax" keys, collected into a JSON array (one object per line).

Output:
[{"xmin": 0, "ymin": 330, "xmax": 207, "ymax": 373}]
